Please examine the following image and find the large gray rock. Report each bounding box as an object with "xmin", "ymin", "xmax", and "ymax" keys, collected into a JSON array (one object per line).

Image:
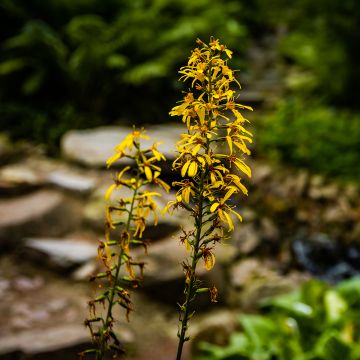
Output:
[
  {"xmin": 23, "ymin": 238, "xmax": 97, "ymax": 271},
  {"xmin": 61, "ymin": 125, "xmax": 183, "ymax": 167},
  {"xmin": 0, "ymin": 190, "xmax": 82, "ymax": 247},
  {"xmin": 228, "ymin": 258, "xmax": 309, "ymax": 309},
  {"xmin": 0, "ymin": 324, "xmax": 134, "ymax": 359},
  {"xmin": 133, "ymin": 232, "xmax": 237, "ymax": 304},
  {"xmin": 0, "ymin": 325, "xmax": 89, "ymax": 359},
  {"xmin": 47, "ymin": 170, "xmax": 96, "ymax": 194},
  {"xmin": 0, "ymin": 156, "xmax": 99, "ymax": 195}
]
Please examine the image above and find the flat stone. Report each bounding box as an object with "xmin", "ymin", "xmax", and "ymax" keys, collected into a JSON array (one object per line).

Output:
[
  {"xmin": 190, "ymin": 309, "xmax": 238, "ymax": 357},
  {"xmin": 23, "ymin": 238, "xmax": 97, "ymax": 270},
  {"xmin": 232, "ymin": 223, "xmax": 261, "ymax": 254},
  {"xmin": 0, "ymin": 190, "xmax": 82, "ymax": 247},
  {"xmin": 47, "ymin": 170, "xmax": 96, "ymax": 194},
  {"xmin": 0, "ymin": 164, "xmax": 44, "ymax": 194},
  {"xmin": 0, "ymin": 156, "xmax": 100, "ymax": 196},
  {"xmin": 61, "ymin": 125, "xmax": 183, "ymax": 167},
  {"xmin": 0, "ymin": 324, "xmax": 91, "ymax": 359},
  {"xmin": 228, "ymin": 258, "xmax": 308, "ymax": 309},
  {"xmin": 251, "ymin": 162, "xmax": 272, "ymax": 185},
  {"xmin": 133, "ymin": 232, "xmax": 236, "ymax": 304}
]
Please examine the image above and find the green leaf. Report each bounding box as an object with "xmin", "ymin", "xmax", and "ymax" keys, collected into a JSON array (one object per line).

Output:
[{"xmin": 0, "ymin": 59, "xmax": 27, "ymax": 75}]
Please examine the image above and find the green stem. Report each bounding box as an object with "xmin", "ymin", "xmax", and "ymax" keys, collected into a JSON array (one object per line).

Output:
[{"xmin": 176, "ymin": 170, "xmax": 206, "ymax": 360}]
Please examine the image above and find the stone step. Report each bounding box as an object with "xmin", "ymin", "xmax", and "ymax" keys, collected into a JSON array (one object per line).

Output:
[
  {"xmin": 0, "ymin": 190, "xmax": 83, "ymax": 247},
  {"xmin": 61, "ymin": 125, "xmax": 184, "ymax": 168}
]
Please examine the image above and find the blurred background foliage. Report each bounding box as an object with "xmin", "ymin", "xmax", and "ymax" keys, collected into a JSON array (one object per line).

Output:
[
  {"xmin": 196, "ymin": 278, "xmax": 360, "ymax": 360},
  {"xmin": 0, "ymin": 0, "xmax": 359, "ymax": 178}
]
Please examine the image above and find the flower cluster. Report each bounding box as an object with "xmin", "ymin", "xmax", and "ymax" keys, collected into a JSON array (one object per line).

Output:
[
  {"xmin": 168, "ymin": 38, "xmax": 253, "ymax": 360},
  {"xmin": 81, "ymin": 129, "xmax": 169, "ymax": 360}
]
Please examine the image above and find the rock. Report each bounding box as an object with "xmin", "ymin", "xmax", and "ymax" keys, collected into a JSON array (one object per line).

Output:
[
  {"xmin": 0, "ymin": 133, "xmax": 16, "ymax": 164},
  {"xmin": 190, "ymin": 309, "xmax": 238, "ymax": 357},
  {"xmin": 23, "ymin": 238, "xmax": 97, "ymax": 271},
  {"xmin": 251, "ymin": 162, "xmax": 272, "ymax": 185},
  {"xmin": 322, "ymin": 197, "xmax": 354, "ymax": 223},
  {"xmin": 133, "ymin": 232, "xmax": 236, "ymax": 304},
  {"xmin": 0, "ymin": 325, "xmax": 93, "ymax": 360},
  {"xmin": 0, "ymin": 156, "xmax": 99, "ymax": 196},
  {"xmin": 13, "ymin": 276, "xmax": 44, "ymax": 292},
  {"xmin": 0, "ymin": 190, "xmax": 83, "ymax": 247},
  {"xmin": 260, "ymin": 217, "xmax": 280, "ymax": 242},
  {"xmin": 71, "ymin": 260, "xmax": 97, "ymax": 281},
  {"xmin": 308, "ymin": 175, "xmax": 338, "ymax": 200},
  {"xmin": 0, "ymin": 156, "xmax": 60, "ymax": 195},
  {"xmin": 61, "ymin": 125, "xmax": 183, "ymax": 167},
  {"xmin": 291, "ymin": 232, "xmax": 360, "ymax": 282},
  {"xmin": 232, "ymin": 223, "xmax": 261, "ymax": 254},
  {"xmin": 228, "ymin": 258, "xmax": 308, "ymax": 309},
  {"xmin": 278, "ymin": 171, "xmax": 309, "ymax": 198},
  {"xmin": 230, "ymin": 258, "xmax": 265, "ymax": 288},
  {"xmin": 47, "ymin": 170, "xmax": 97, "ymax": 194},
  {"xmin": 0, "ymin": 165, "xmax": 43, "ymax": 194}
]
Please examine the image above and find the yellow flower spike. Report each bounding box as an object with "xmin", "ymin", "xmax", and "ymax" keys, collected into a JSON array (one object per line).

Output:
[
  {"xmin": 170, "ymin": 38, "xmax": 253, "ymax": 357},
  {"xmin": 86, "ymin": 128, "xmax": 171, "ymax": 357}
]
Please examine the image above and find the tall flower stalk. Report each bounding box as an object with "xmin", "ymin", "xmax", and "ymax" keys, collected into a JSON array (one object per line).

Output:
[
  {"xmin": 81, "ymin": 129, "xmax": 169, "ymax": 360},
  {"xmin": 167, "ymin": 38, "xmax": 253, "ymax": 360}
]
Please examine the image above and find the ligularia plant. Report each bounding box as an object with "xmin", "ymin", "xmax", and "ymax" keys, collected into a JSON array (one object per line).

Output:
[
  {"xmin": 81, "ymin": 37, "xmax": 253, "ymax": 360},
  {"xmin": 80, "ymin": 130, "xmax": 169, "ymax": 359},
  {"xmin": 167, "ymin": 38, "xmax": 253, "ymax": 360}
]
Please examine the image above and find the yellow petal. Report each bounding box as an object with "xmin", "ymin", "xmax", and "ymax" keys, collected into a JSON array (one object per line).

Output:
[
  {"xmin": 223, "ymin": 187, "xmax": 237, "ymax": 202},
  {"xmin": 229, "ymin": 208, "xmax": 243, "ymax": 223},
  {"xmin": 234, "ymin": 159, "xmax": 251, "ymax": 178},
  {"xmin": 210, "ymin": 202, "xmax": 220, "ymax": 213},
  {"xmin": 223, "ymin": 211, "xmax": 234, "ymax": 231},
  {"xmin": 144, "ymin": 166, "xmax": 153, "ymax": 181},
  {"xmin": 196, "ymin": 106, "xmax": 206, "ymax": 124},
  {"xmin": 226, "ymin": 136, "xmax": 233, "ymax": 155},
  {"xmin": 204, "ymin": 252, "xmax": 216, "ymax": 270},
  {"xmin": 188, "ymin": 161, "xmax": 198, "ymax": 177},
  {"xmin": 105, "ymin": 184, "xmax": 117, "ymax": 201},
  {"xmin": 106, "ymin": 152, "xmax": 121, "ymax": 168},
  {"xmin": 181, "ymin": 160, "xmax": 191, "ymax": 177}
]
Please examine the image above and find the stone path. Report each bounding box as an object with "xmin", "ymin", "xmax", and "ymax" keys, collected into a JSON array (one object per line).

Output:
[{"xmin": 0, "ymin": 125, "xmax": 359, "ymax": 359}]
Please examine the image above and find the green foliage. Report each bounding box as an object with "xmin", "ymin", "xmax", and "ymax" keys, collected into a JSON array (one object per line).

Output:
[
  {"xmin": 257, "ymin": 98, "xmax": 360, "ymax": 180},
  {"xmin": 252, "ymin": 0, "xmax": 360, "ymax": 107},
  {"xmin": 196, "ymin": 278, "xmax": 360, "ymax": 360},
  {"xmin": 0, "ymin": 0, "xmax": 247, "ymax": 147}
]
